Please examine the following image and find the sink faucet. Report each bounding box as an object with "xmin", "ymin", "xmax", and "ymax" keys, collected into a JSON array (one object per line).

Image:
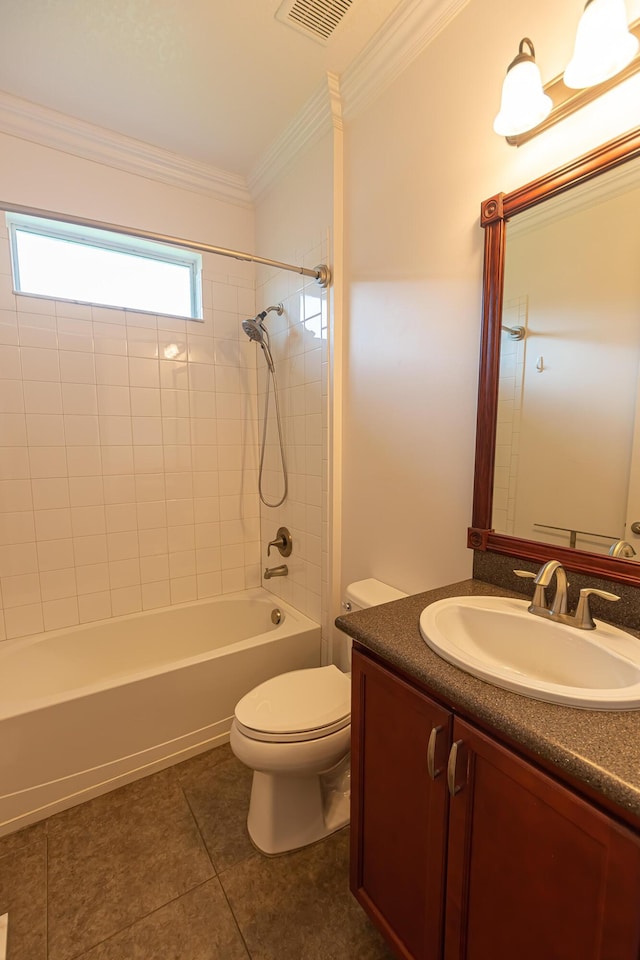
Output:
[
  {"xmin": 534, "ymin": 559, "xmax": 569, "ymax": 617},
  {"xmin": 609, "ymin": 539, "xmax": 636, "ymax": 558},
  {"xmin": 515, "ymin": 561, "xmax": 619, "ymax": 629},
  {"xmin": 516, "ymin": 560, "xmax": 568, "ymax": 618},
  {"xmin": 264, "ymin": 563, "xmax": 288, "ymax": 580}
]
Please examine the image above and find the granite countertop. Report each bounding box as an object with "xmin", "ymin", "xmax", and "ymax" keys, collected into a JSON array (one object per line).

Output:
[{"xmin": 336, "ymin": 578, "xmax": 640, "ymax": 826}]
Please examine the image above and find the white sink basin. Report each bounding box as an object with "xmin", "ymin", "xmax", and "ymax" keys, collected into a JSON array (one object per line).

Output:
[{"xmin": 419, "ymin": 596, "xmax": 640, "ymax": 710}]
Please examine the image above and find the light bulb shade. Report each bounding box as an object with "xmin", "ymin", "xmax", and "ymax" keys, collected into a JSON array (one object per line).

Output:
[
  {"xmin": 493, "ymin": 42, "xmax": 552, "ymax": 137},
  {"xmin": 564, "ymin": 0, "xmax": 639, "ymax": 89}
]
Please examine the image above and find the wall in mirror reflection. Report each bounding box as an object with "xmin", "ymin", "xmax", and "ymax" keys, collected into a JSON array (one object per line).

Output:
[{"xmin": 493, "ymin": 162, "xmax": 640, "ymax": 557}]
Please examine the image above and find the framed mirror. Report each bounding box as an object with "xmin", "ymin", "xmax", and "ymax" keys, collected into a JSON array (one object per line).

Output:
[{"xmin": 469, "ymin": 126, "xmax": 640, "ymax": 587}]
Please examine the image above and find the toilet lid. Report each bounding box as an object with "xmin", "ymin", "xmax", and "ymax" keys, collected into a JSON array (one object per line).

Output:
[{"xmin": 234, "ymin": 665, "xmax": 351, "ymax": 741}]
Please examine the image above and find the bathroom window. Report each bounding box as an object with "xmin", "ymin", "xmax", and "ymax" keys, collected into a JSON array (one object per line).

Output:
[{"xmin": 7, "ymin": 214, "xmax": 203, "ymax": 320}]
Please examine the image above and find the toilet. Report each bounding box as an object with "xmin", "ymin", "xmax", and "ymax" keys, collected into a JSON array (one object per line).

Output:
[{"xmin": 230, "ymin": 578, "xmax": 407, "ymax": 855}]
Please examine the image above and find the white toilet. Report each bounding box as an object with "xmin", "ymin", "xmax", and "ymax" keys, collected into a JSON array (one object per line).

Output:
[{"xmin": 230, "ymin": 578, "xmax": 407, "ymax": 855}]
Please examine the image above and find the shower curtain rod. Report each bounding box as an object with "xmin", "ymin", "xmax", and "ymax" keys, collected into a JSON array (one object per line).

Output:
[{"xmin": 0, "ymin": 201, "xmax": 331, "ymax": 288}]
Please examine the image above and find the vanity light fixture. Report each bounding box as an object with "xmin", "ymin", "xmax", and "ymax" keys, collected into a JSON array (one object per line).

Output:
[
  {"xmin": 564, "ymin": 0, "xmax": 639, "ymax": 88},
  {"xmin": 495, "ymin": 2, "xmax": 640, "ymax": 145},
  {"xmin": 493, "ymin": 39, "xmax": 552, "ymax": 137}
]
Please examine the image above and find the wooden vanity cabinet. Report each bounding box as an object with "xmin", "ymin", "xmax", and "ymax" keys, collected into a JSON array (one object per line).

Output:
[
  {"xmin": 350, "ymin": 648, "xmax": 640, "ymax": 960},
  {"xmin": 350, "ymin": 649, "xmax": 451, "ymax": 960}
]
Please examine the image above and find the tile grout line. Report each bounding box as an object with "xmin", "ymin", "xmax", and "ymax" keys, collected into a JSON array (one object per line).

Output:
[
  {"xmin": 63, "ymin": 878, "xmax": 217, "ymax": 960},
  {"xmin": 46, "ymin": 768, "xmax": 218, "ymax": 960},
  {"xmin": 216, "ymin": 870, "xmax": 252, "ymax": 960},
  {"xmin": 173, "ymin": 772, "xmax": 219, "ymax": 879},
  {"xmin": 177, "ymin": 777, "xmax": 253, "ymax": 960},
  {"xmin": 216, "ymin": 869, "xmax": 253, "ymax": 960}
]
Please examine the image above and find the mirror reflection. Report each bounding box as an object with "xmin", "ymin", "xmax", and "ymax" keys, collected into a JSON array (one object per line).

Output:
[{"xmin": 492, "ymin": 160, "xmax": 640, "ymax": 557}]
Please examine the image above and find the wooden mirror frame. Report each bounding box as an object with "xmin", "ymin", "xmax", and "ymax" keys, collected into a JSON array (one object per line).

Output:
[{"xmin": 469, "ymin": 126, "xmax": 640, "ymax": 587}]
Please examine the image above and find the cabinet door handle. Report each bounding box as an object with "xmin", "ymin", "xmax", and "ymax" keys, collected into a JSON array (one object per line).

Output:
[
  {"xmin": 427, "ymin": 725, "xmax": 444, "ymax": 779},
  {"xmin": 447, "ymin": 740, "xmax": 467, "ymax": 797}
]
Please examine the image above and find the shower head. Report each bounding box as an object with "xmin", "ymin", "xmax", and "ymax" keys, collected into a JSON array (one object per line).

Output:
[
  {"xmin": 241, "ymin": 316, "xmax": 275, "ymax": 372},
  {"xmin": 244, "ymin": 303, "xmax": 283, "ymax": 330},
  {"xmin": 241, "ymin": 304, "xmax": 284, "ymax": 373},
  {"xmin": 241, "ymin": 318, "xmax": 266, "ymax": 344}
]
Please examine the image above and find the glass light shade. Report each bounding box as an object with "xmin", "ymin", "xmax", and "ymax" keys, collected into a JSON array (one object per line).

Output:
[
  {"xmin": 493, "ymin": 58, "xmax": 553, "ymax": 137},
  {"xmin": 564, "ymin": 0, "xmax": 639, "ymax": 89}
]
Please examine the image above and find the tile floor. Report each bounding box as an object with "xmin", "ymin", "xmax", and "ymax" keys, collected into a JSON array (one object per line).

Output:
[{"xmin": 0, "ymin": 744, "xmax": 395, "ymax": 960}]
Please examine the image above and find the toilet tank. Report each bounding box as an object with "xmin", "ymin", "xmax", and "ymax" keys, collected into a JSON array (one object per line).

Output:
[{"xmin": 343, "ymin": 578, "xmax": 407, "ymax": 612}]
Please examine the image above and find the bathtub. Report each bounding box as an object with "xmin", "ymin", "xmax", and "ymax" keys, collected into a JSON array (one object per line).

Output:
[{"xmin": 0, "ymin": 588, "xmax": 321, "ymax": 837}]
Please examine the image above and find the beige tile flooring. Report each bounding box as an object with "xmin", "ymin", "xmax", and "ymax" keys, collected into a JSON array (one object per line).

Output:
[{"xmin": 0, "ymin": 744, "xmax": 394, "ymax": 960}]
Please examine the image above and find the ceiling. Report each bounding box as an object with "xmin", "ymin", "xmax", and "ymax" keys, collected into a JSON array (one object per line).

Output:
[{"xmin": 0, "ymin": 0, "xmax": 406, "ymax": 180}]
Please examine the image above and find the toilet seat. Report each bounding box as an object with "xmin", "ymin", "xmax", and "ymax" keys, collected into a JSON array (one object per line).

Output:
[{"xmin": 234, "ymin": 665, "xmax": 351, "ymax": 744}]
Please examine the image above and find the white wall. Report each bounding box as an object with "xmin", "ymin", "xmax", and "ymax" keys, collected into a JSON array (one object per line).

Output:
[
  {"xmin": 342, "ymin": 0, "xmax": 640, "ymax": 598},
  {"xmin": 254, "ymin": 130, "xmax": 333, "ymax": 659},
  {"xmin": 0, "ymin": 133, "xmax": 260, "ymax": 639},
  {"xmin": 0, "ymin": 132, "xmax": 253, "ymax": 249}
]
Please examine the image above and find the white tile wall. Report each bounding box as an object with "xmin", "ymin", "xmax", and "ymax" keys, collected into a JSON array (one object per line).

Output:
[
  {"xmin": 255, "ymin": 232, "xmax": 329, "ymax": 651},
  {"xmin": 0, "ymin": 222, "xmax": 260, "ymax": 640}
]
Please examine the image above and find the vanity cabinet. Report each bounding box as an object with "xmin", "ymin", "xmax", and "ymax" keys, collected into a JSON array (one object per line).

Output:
[
  {"xmin": 350, "ymin": 648, "xmax": 640, "ymax": 960},
  {"xmin": 350, "ymin": 647, "xmax": 451, "ymax": 959}
]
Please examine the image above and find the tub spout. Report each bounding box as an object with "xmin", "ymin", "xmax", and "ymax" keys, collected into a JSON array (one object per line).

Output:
[{"xmin": 264, "ymin": 564, "xmax": 288, "ymax": 580}]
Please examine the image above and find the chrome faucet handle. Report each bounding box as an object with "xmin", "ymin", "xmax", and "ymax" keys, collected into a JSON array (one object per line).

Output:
[
  {"xmin": 574, "ymin": 588, "xmax": 620, "ymax": 630},
  {"xmin": 514, "ymin": 569, "xmax": 546, "ymax": 611}
]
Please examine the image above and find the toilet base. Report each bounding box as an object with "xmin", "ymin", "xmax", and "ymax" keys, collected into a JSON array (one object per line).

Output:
[{"xmin": 247, "ymin": 760, "xmax": 350, "ymax": 855}]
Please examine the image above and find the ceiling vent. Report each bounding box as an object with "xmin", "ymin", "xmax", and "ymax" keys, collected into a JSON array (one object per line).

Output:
[{"xmin": 275, "ymin": 0, "xmax": 355, "ymax": 44}]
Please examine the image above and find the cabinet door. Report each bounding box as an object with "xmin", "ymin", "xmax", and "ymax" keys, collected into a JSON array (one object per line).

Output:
[
  {"xmin": 351, "ymin": 650, "xmax": 452, "ymax": 960},
  {"xmin": 445, "ymin": 717, "xmax": 640, "ymax": 960}
]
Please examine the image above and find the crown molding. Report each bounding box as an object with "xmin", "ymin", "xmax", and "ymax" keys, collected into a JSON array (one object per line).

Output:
[
  {"xmin": 0, "ymin": 0, "xmax": 469, "ymax": 210},
  {"xmin": 248, "ymin": 80, "xmax": 334, "ymax": 200},
  {"xmin": 249, "ymin": 0, "xmax": 468, "ymax": 198},
  {"xmin": 0, "ymin": 91, "xmax": 253, "ymax": 209},
  {"xmin": 341, "ymin": 0, "xmax": 471, "ymax": 118}
]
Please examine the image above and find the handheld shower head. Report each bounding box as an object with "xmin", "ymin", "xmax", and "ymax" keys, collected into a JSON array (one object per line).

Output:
[
  {"xmin": 241, "ymin": 318, "xmax": 266, "ymax": 343},
  {"xmin": 241, "ymin": 317, "xmax": 275, "ymax": 372},
  {"xmin": 240, "ymin": 304, "xmax": 288, "ymax": 508},
  {"xmin": 241, "ymin": 304, "xmax": 284, "ymax": 373}
]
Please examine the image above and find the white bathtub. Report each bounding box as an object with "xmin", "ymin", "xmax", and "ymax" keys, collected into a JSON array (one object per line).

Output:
[{"xmin": 0, "ymin": 588, "xmax": 321, "ymax": 836}]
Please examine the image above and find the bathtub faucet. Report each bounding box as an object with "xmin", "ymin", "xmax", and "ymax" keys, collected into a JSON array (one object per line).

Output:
[{"xmin": 264, "ymin": 564, "xmax": 288, "ymax": 580}]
